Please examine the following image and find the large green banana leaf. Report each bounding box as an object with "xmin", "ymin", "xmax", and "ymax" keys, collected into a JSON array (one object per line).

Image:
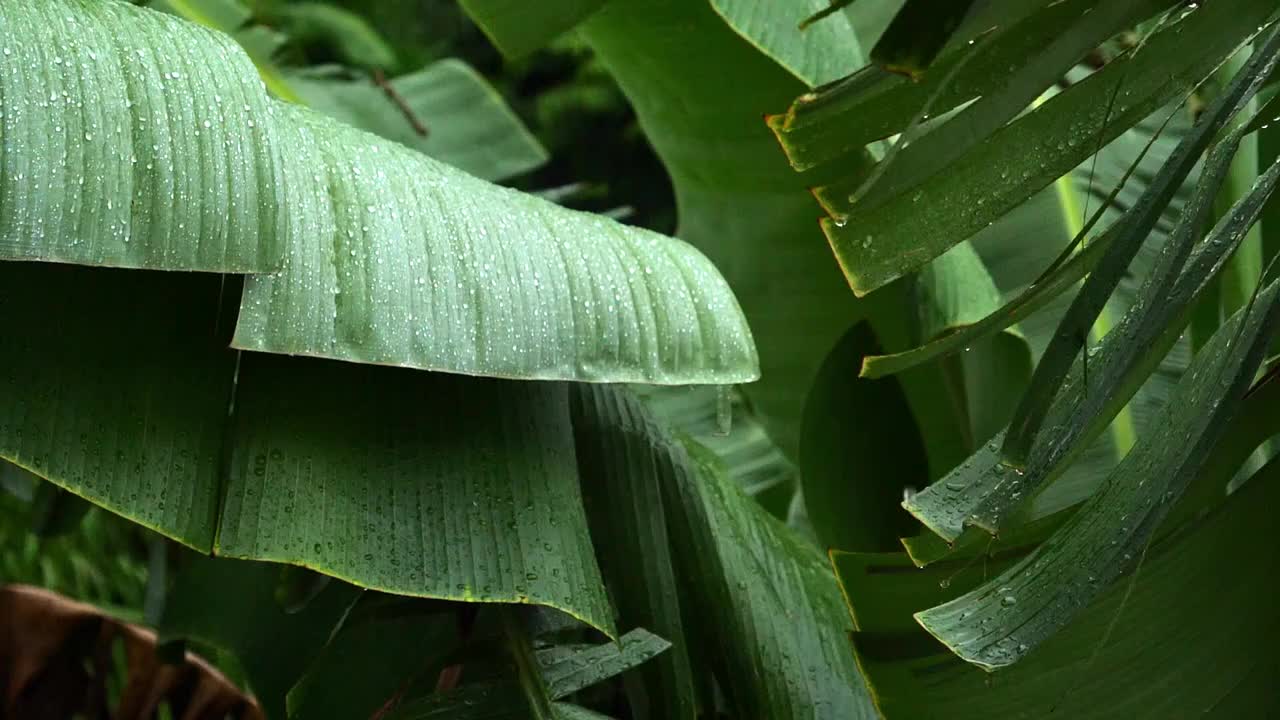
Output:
[
  {"xmin": 0, "ymin": 263, "xmax": 614, "ymax": 636},
  {"xmin": 570, "ymin": 384, "xmax": 875, "ymax": 719},
  {"xmin": 571, "ymin": 388, "xmax": 699, "ymax": 717},
  {"xmin": 1, "ymin": 0, "xmax": 757, "ymax": 386}
]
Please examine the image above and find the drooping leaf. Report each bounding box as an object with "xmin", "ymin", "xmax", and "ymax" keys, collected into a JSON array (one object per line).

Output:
[
  {"xmin": 0, "ymin": 0, "xmax": 288, "ymax": 271},
  {"xmin": 917, "ymin": 276, "xmax": 1280, "ymax": 669},
  {"xmin": 571, "ymin": 387, "xmax": 699, "ymax": 718},
  {"xmin": 849, "ymin": 361, "xmax": 1280, "ymax": 609},
  {"xmin": 286, "ymin": 60, "xmax": 548, "ymax": 181},
  {"xmin": 0, "ymin": 262, "xmax": 615, "ymax": 637},
  {"xmin": 537, "ymin": 629, "xmax": 672, "ymax": 700},
  {"xmin": 232, "ymin": 101, "xmax": 756, "ymax": 385},
  {"xmin": 970, "ymin": 141, "xmax": 1280, "ymax": 533},
  {"xmin": 571, "ymin": 385, "xmax": 876, "ymax": 719},
  {"xmin": 5, "ymin": 0, "xmax": 759, "ymax": 387}
]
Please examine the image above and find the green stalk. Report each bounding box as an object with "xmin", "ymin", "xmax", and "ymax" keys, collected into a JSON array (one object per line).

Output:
[
  {"xmin": 1054, "ymin": 163, "xmax": 1138, "ymax": 459},
  {"xmin": 1216, "ymin": 48, "xmax": 1265, "ymax": 320}
]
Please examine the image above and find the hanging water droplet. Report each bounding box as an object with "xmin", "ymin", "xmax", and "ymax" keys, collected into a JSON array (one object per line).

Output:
[{"xmin": 715, "ymin": 384, "xmax": 733, "ymax": 436}]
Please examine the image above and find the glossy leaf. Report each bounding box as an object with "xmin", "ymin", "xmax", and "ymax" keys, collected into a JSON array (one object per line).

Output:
[
  {"xmin": 232, "ymin": 103, "xmax": 756, "ymax": 385},
  {"xmin": 770, "ymin": 0, "xmax": 1176, "ymax": 171},
  {"xmin": 843, "ymin": 455, "xmax": 1280, "ymax": 717},
  {"xmin": 918, "ymin": 277, "xmax": 1280, "ymax": 668},
  {"xmin": 971, "ymin": 140, "xmax": 1280, "ymax": 532},
  {"xmin": 817, "ymin": 0, "xmax": 1275, "ymax": 294},
  {"xmin": 1002, "ymin": 27, "xmax": 1280, "ymax": 468}
]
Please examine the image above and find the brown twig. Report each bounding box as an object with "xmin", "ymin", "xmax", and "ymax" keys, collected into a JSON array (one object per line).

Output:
[{"xmin": 372, "ymin": 69, "xmax": 429, "ymax": 138}]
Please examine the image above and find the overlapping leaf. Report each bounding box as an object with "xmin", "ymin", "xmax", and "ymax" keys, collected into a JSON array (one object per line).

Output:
[
  {"xmin": 286, "ymin": 60, "xmax": 548, "ymax": 181},
  {"xmin": 710, "ymin": 0, "xmax": 864, "ymax": 86},
  {"xmin": 770, "ymin": 0, "xmax": 1176, "ymax": 171},
  {"xmin": 0, "ymin": 263, "xmax": 615, "ymax": 636},
  {"xmin": 901, "ymin": 103, "xmax": 1276, "ymax": 542},
  {"xmin": 788, "ymin": 0, "xmax": 1274, "ymax": 294},
  {"xmin": 571, "ymin": 387, "xmax": 698, "ymax": 718},
  {"xmin": 839, "ymin": 455, "xmax": 1280, "ymax": 718},
  {"xmin": 918, "ymin": 276, "xmax": 1280, "ymax": 668},
  {"xmin": 1, "ymin": 0, "xmax": 758, "ymax": 387},
  {"xmin": 1001, "ymin": 28, "xmax": 1280, "ymax": 469},
  {"xmin": 571, "ymin": 385, "xmax": 876, "ymax": 719}
]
